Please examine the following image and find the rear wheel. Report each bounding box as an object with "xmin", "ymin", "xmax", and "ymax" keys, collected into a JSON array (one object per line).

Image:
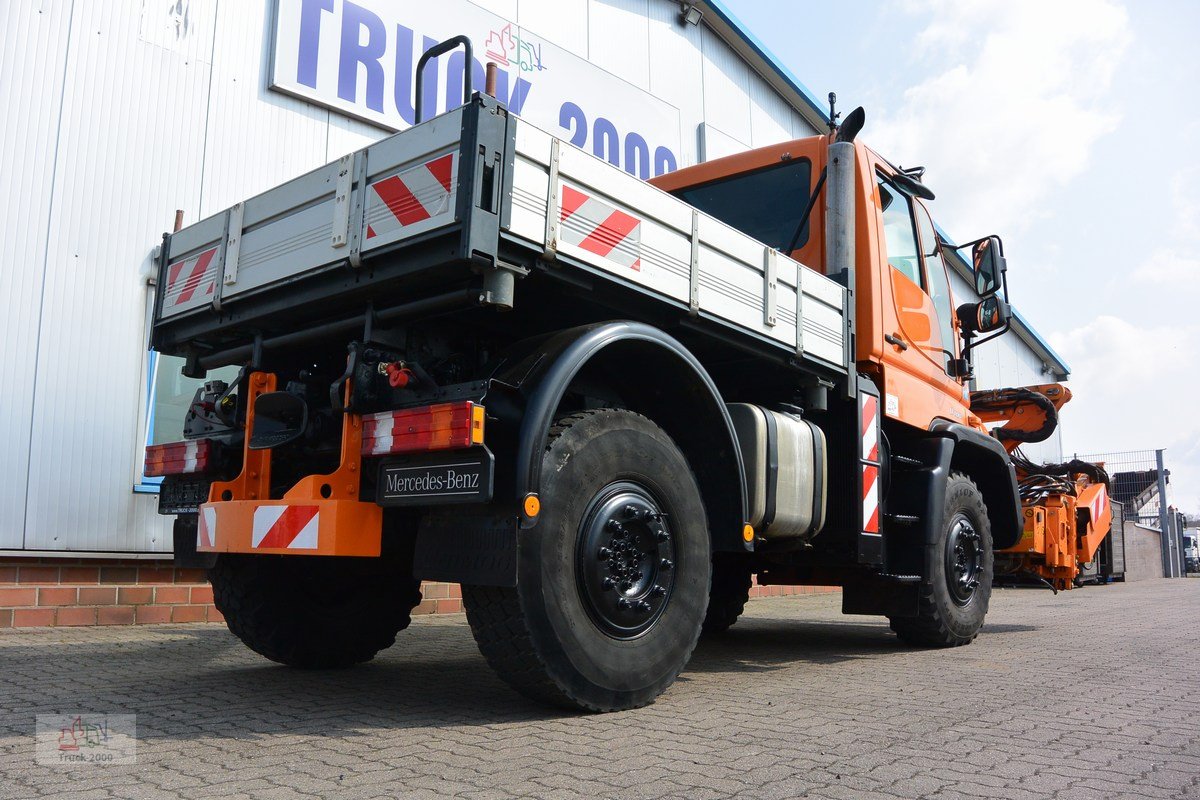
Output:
[
  {"xmin": 889, "ymin": 472, "xmax": 993, "ymax": 647},
  {"xmin": 701, "ymin": 555, "xmax": 753, "ymax": 636},
  {"xmin": 463, "ymin": 409, "xmax": 711, "ymax": 711},
  {"xmin": 209, "ymin": 542, "xmax": 422, "ymax": 669}
]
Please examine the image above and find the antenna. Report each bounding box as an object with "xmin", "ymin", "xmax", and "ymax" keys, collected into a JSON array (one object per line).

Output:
[{"xmin": 828, "ymin": 91, "xmax": 841, "ymax": 133}]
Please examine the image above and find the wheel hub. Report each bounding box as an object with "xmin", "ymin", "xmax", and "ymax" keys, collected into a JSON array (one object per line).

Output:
[
  {"xmin": 945, "ymin": 514, "xmax": 983, "ymax": 606},
  {"xmin": 576, "ymin": 483, "xmax": 676, "ymax": 639}
]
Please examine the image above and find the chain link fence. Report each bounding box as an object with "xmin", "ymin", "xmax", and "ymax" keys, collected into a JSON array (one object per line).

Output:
[{"xmin": 1069, "ymin": 448, "xmax": 1186, "ymax": 577}]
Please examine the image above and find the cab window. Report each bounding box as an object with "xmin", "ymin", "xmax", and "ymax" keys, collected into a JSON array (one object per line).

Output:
[
  {"xmin": 674, "ymin": 159, "xmax": 812, "ymax": 251},
  {"xmin": 877, "ymin": 177, "xmax": 923, "ymax": 286},
  {"xmin": 914, "ymin": 201, "xmax": 957, "ymax": 363}
]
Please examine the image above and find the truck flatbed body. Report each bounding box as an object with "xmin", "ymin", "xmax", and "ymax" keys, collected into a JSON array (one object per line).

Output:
[{"xmin": 152, "ymin": 95, "xmax": 848, "ymax": 378}]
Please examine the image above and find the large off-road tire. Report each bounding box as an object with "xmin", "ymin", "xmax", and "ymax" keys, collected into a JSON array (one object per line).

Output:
[
  {"xmin": 889, "ymin": 472, "xmax": 993, "ymax": 647},
  {"xmin": 463, "ymin": 409, "xmax": 711, "ymax": 711},
  {"xmin": 701, "ymin": 555, "xmax": 753, "ymax": 636},
  {"xmin": 209, "ymin": 548, "xmax": 423, "ymax": 669}
]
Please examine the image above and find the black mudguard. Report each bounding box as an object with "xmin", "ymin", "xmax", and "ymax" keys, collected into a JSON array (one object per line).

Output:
[{"xmin": 413, "ymin": 321, "xmax": 749, "ymax": 587}]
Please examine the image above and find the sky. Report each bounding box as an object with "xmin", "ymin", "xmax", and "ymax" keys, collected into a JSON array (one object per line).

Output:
[{"xmin": 726, "ymin": 0, "xmax": 1200, "ymax": 514}]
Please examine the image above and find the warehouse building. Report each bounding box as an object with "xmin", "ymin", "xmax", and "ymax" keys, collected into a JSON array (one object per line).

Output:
[{"xmin": 0, "ymin": 0, "xmax": 1068, "ymax": 621}]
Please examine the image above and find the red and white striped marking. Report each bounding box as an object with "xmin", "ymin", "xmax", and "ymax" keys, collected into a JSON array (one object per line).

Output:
[
  {"xmin": 862, "ymin": 465, "xmax": 880, "ymax": 534},
  {"xmin": 559, "ymin": 185, "xmax": 642, "ymax": 271},
  {"xmin": 251, "ymin": 506, "xmax": 319, "ymax": 550},
  {"xmin": 861, "ymin": 394, "xmax": 880, "ymax": 535},
  {"xmin": 197, "ymin": 506, "xmax": 216, "ymax": 549},
  {"xmin": 862, "ymin": 395, "xmax": 879, "ymax": 462},
  {"xmin": 365, "ymin": 153, "xmax": 456, "ymax": 240},
  {"xmin": 1085, "ymin": 487, "xmax": 1110, "ymax": 526},
  {"xmin": 164, "ymin": 246, "xmax": 219, "ymax": 308}
]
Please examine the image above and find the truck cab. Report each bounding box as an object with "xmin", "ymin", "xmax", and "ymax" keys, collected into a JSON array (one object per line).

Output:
[{"xmin": 653, "ymin": 128, "xmax": 983, "ymax": 433}]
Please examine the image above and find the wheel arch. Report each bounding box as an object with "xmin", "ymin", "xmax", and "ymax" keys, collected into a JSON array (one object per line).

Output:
[
  {"xmin": 486, "ymin": 321, "xmax": 749, "ymax": 553},
  {"xmin": 930, "ymin": 420, "xmax": 1023, "ymax": 550}
]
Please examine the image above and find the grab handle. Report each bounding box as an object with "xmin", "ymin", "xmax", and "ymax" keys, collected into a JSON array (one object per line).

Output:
[{"xmin": 414, "ymin": 35, "xmax": 473, "ymax": 124}]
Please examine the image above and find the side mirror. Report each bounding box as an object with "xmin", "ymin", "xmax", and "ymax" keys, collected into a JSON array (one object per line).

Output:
[
  {"xmin": 975, "ymin": 296, "xmax": 1010, "ymax": 333},
  {"xmin": 972, "ymin": 236, "xmax": 1006, "ymax": 297},
  {"xmin": 957, "ymin": 297, "xmax": 1010, "ymax": 336}
]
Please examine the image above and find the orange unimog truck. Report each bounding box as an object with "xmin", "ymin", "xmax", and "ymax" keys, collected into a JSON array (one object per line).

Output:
[{"xmin": 147, "ymin": 41, "xmax": 1064, "ymax": 711}]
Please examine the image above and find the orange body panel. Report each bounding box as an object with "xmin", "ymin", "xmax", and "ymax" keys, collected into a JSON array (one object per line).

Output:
[{"xmin": 198, "ymin": 372, "xmax": 382, "ymax": 557}]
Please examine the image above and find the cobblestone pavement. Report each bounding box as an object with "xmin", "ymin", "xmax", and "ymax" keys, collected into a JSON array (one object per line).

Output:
[{"xmin": 1, "ymin": 578, "xmax": 1197, "ymax": 799}]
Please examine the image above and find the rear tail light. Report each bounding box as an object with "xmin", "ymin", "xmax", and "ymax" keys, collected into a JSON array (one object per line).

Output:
[
  {"xmin": 362, "ymin": 402, "xmax": 485, "ymax": 456},
  {"xmin": 145, "ymin": 439, "xmax": 213, "ymax": 477}
]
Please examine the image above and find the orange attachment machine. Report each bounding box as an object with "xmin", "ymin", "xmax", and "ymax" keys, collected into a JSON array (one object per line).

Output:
[{"xmin": 972, "ymin": 383, "xmax": 1112, "ymax": 590}]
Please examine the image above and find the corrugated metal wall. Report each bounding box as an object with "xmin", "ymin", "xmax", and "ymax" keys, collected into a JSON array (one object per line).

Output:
[{"xmin": 0, "ymin": 0, "xmax": 1056, "ymax": 553}]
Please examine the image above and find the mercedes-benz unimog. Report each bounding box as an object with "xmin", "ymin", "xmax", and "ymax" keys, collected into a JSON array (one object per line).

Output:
[{"xmin": 146, "ymin": 40, "xmax": 1030, "ymax": 711}]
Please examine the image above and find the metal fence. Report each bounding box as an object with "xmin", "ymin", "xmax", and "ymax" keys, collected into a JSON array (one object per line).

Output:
[{"xmin": 1070, "ymin": 448, "xmax": 1185, "ymax": 577}]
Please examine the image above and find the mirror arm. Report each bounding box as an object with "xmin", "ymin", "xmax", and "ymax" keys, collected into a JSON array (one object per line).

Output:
[
  {"xmin": 784, "ymin": 167, "xmax": 827, "ymax": 255},
  {"xmin": 966, "ymin": 318, "xmax": 1012, "ymax": 354}
]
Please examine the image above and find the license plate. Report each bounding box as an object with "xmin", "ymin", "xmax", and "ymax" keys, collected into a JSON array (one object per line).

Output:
[{"xmin": 376, "ymin": 449, "xmax": 494, "ymax": 507}]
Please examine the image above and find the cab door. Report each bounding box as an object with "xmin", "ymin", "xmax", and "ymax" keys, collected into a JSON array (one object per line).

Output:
[{"xmin": 873, "ymin": 171, "xmax": 969, "ymax": 428}]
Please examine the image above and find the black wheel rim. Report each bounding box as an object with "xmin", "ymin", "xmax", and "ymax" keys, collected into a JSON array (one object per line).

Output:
[
  {"xmin": 945, "ymin": 514, "xmax": 983, "ymax": 606},
  {"xmin": 575, "ymin": 481, "xmax": 676, "ymax": 640}
]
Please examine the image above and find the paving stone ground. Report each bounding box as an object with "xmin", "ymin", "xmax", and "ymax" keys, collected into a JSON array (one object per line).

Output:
[{"xmin": 1, "ymin": 578, "xmax": 1197, "ymax": 799}]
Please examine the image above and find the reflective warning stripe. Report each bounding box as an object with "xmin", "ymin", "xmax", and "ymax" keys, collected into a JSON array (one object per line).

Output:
[
  {"xmin": 862, "ymin": 464, "xmax": 880, "ymax": 534},
  {"xmin": 164, "ymin": 246, "xmax": 219, "ymax": 308},
  {"xmin": 365, "ymin": 153, "xmax": 456, "ymax": 240},
  {"xmin": 861, "ymin": 393, "xmax": 880, "ymax": 535},
  {"xmin": 862, "ymin": 395, "xmax": 879, "ymax": 462},
  {"xmin": 251, "ymin": 506, "xmax": 320, "ymax": 550},
  {"xmin": 559, "ymin": 185, "xmax": 642, "ymax": 271},
  {"xmin": 197, "ymin": 506, "xmax": 216, "ymax": 549}
]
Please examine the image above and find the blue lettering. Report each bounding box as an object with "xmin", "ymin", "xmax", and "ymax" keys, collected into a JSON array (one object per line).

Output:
[
  {"xmin": 559, "ymin": 102, "xmax": 587, "ymax": 148},
  {"xmin": 393, "ymin": 25, "xmax": 439, "ymax": 126},
  {"xmin": 296, "ymin": 0, "xmax": 333, "ymax": 88},
  {"xmin": 337, "ymin": 1, "xmax": 386, "ymax": 112},
  {"xmin": 654, "ymin": 146, "xmax": 677, "ymax": 176},
  {"xmin": 592, "ymin": 117, "xmax": 619, "ymax": 166},
  {"xmin": 444, "ymin": 53, "xmax": 532, "ymax": 116},
  {"xmin": 624, "ymin": 132, "xmax": 649, "ymax": 179}
]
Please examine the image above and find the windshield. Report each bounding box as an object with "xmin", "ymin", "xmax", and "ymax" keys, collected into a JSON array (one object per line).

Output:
[{"xmin": 673, "ymin": 159, "xmax": 813, "ymax": 251}]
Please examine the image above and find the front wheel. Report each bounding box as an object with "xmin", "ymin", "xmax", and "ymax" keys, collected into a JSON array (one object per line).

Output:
[
  {"xmin": 463, "ymin": 409, "xmax": 711, "ymax": 711},
  {"xmin": 889, "ymin": 471, "xmax": 993, "ymax": 647}
]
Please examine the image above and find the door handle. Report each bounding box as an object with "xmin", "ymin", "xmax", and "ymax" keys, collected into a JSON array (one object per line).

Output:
[{"xmin": 885, "ymin": 333, "xmax": 909, "ymax": 351}]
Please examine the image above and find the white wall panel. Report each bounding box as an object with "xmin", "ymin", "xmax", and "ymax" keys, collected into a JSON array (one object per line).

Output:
[
  {"xmin": 470, "ymin": 0, "xmax": 518, "ymax": 20},
  {"xmin": 699, "ymin": 25, "xmax": 751, "ymax": 146},
  {"xmin": 199, "ymin": 2, "xmax": 327, "ymax": 217},
  {"xmin": 749, "ymin": 77, "xmax": 795, "ymax": 148},
  {"xmin": 327, "ymin": 113, "xmax": 386, "ymax": 161},
  {"xmin": 0, "ymin": 1, "xmax": 75, "ymax": 549},
  {"xmin": 518, "ymin": 0, "xmax": 588, "ymax": 56},
  {"xmin": 645, "ymin": 0, "xmax": 704, "ymax": 167},
  {"xmin": 587, "ymin": 0, "xmax": 650, "ymax": 88},
  {"xmin": 22, "ymin": 0, "xmax": 216, "ymax": 551},
  {"xmin": 949, "ymin": 270, "xmax": 1063, "ymax": 462}
]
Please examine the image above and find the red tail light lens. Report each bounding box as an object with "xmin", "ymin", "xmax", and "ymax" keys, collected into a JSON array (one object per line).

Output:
[
  {"xmin": 362, "ymin": 402, "xmax": 485, "ymax": 456},
  {"xmin": 144, "ymin": 439, "xmax": 213, "ymax": 477}
]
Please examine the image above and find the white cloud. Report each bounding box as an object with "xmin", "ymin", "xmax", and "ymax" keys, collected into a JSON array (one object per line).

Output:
[
  {"xmin": 1133, "ymin": 247, "xmax": 1200, "ymax": 284},
  {"xmin": 869, "ymin": 0, "xmax": 1131, "ymax": 237},
  {"xmin": 1050, "ymin": 315, "xmax": 1200, "ymax": 513}
]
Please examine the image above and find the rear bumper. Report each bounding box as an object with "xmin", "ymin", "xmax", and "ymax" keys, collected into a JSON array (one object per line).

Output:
[{"xmin": 196, "ymin": 499, "xmax": 381, "ymax": 557}]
